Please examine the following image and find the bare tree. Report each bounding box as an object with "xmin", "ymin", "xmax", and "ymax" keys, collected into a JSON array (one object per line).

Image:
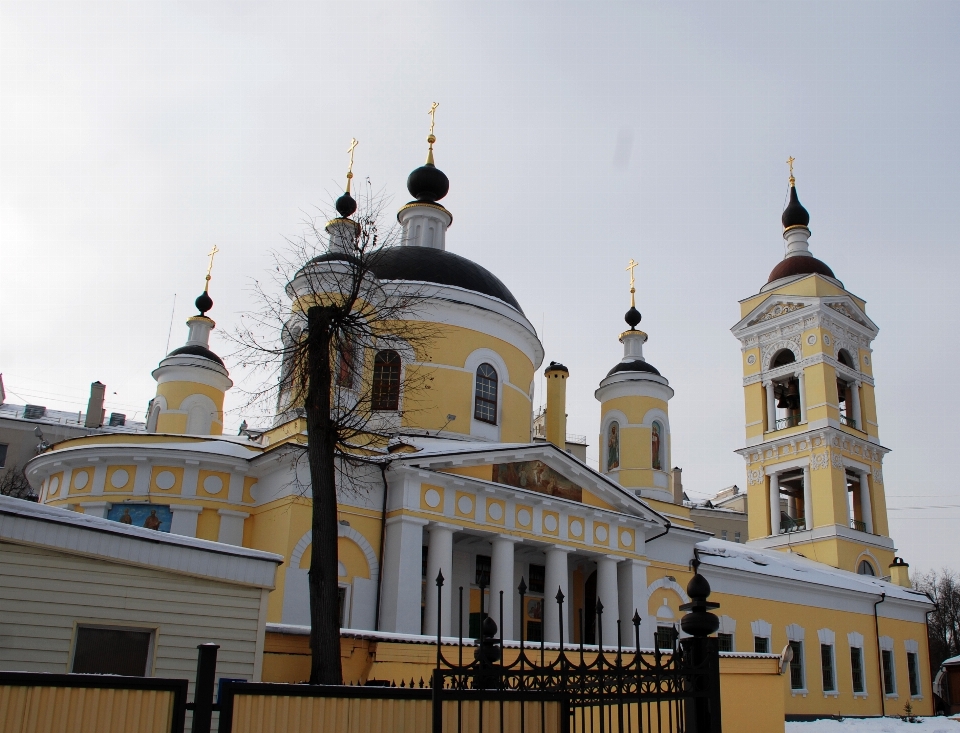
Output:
[
  {"xmin": 0, "ymin": 465, "xmax": 37, "ymax": 501},
  {"xmin": 914, "ymin": 568, "xmax": 960, "ymax": 673},
  {"xmin": 232, "ymin": 186, "xmax": 436, "ymax": 684}
]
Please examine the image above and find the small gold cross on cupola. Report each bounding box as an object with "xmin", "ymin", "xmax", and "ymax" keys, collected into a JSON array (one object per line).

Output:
[
  {"xmin": 625, "ymin": 258, "xmax": 639, "ymax": 307},
  {"xmin": 346, "ymin": 138, "xmax": 358, "ymax": 193},
  {"xmin": 426, "ymin": 102, "xmax": 439, "ymax": 164},
  {"xmin": 787, "ymin": 156, "xmax": 796, "ymax": 187},
  {"xmin": 205, "ymin": 244, "xmax": 219, "ymax": 292}
]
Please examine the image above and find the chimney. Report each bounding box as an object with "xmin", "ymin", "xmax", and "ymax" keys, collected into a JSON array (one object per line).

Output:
[
  {"xmin": 544, "ymin": 362, "xmax": 569, "ymax": 451},
  {"xmin": 671, "ymin": 467, "xmax": 684, "ymax": 505},
  {"xmin": 888, "ymin": 557, "xmax": 911, "ymax": 588},
  {"xmin": 84, "ymin": 381, "xmax": 106, "ymax": 428}
]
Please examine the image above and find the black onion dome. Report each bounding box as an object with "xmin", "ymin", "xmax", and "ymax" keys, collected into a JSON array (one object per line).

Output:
[
  {"xmin": 407, "ymin": 163, "xmax": 449, "ymax": 202},
  {"xmin": 195, "ymin": 290, "xmax": 213, "ymax": 316},
  {"xmin": 335, "ymin": 191, "xmax": 357, "ymax": 218},
  {"xmin": 166, "ymin": 344, "xmax": 225, "ymax": 367},
  {"xmin": 781, "ymin": 185, "xmax": 810, "ymax": 229},
  {"xmin": 305, "ymin": 247, "xmax": 523, "ymax": 313},
  {"xmin": 606, "ymin": 360, "xmax": 661, "ymax": 378},
  {"xmin": 624, "ymin": 306, "xmax": 641, "ymax": 329},
  {"xmin": 545, "ymin": 361, "xmax": 568, "ymax": 373},
  {"xmin": 767, "ymin": 254, "xmax": 835, "ymax": 284}
]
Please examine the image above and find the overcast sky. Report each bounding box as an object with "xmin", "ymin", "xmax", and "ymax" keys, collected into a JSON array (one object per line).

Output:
[{"xmin": 2, "ymin": 2, "xmax": 958, "ymax": 573}]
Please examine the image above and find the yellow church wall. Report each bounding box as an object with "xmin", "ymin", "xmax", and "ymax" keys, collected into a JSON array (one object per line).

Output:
[
  {"xmin": 639, "ymin": 496, "xmax": 692, "ymax": 524},
  {"xmin": 262, "ymin": 417, "xmax": 306, "ymax": 448},
  {"xmin": 860, "ymin": 383, "xmax": 880, "ymax": 439},
  {"xmin": 156, "ymin": 379, "xmax": 227, "ymax": 412},
  {"xmin": 441, "ymin": 465, "xmax": 493, "ymax": 481},
  {"xmin": 749, "ymin": 482, "xmax": 773, "ymax": 539},
  {"xmin": 601, "ymin": 395, "xmax": 668, "ymax": 427},
  {"xmin": 105, "ymin": 464, "xmax": 136, "ymax": 492},
  {"xmin": 151, "ymin": 465, "xmax": 184, "ymax": 495},
  {"xmin": 870, "ymin": 477, "xmax": 890, "ymax": 538},
  {"xmin": 744, "ymin": 382, "xmax": 765, "ymax": 440},
  {"xmin": 242, "ymin": 476, "xmax": 258, "ymax": 504},
  {"xmin": 195, "ymin": 507, "xmax": 220, "ymax": 541},
  {"xmin": 156, "ymin": 412, "xmax": 189, "ymax": 434},
  {"xmin": 708, "ymin": 590, "xmax": 932, "ymax": 718},
  {"xmin": 244, "ymin": 497, "xmax": 309, "ymax": 622},
  {"xmin": 68, "ymin": 467, "xmax": 93, "ymax": 495},
  {"xmin": 581, "ymin": 490, "xmax": 615, "ymax": 511},
  {"xmin": 810, "ymin": 465, "xmax": 850, "ymax": 530},
  {"xmin": 197, "ymin": 469, "xmax": 230, "ymax": 499},
  {"xmin": 738, "ymin": 275, "xmax": 865, "ymax": 320}
]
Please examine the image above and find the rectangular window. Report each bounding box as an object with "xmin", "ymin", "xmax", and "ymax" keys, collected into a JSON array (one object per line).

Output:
[
  {"xmin": 528, "ymin": 564, "xmax": 545, "ymax": 595},
  {"xmin": 475, "ymin": 554, "xmax": 491, "ymax": 587},
  {"xmin": 734, "ymin": 531, "xmax": 741, "ymax": 543},
  {"xmin": 0, "ymin": 443, "xmax": 7, "ymax": 468},
  {"xmin": 754, "ymin": 636, "xmax": 770, "ymax": 654},
  {"xmin": 656, "ymin": 626, "xmax": 675, "ymax": 651},
  {"xmin": 789, "ymin": 641, "xmax": 804, "ymax": 690},
  {"xmin": 527, "ymin": 621, "xmax": 543, "ymax": 642},
  {"xmin": 718, "ymin": 633, "xmax": 734, "ymax": 652},
  {"xmin": 907, "ymin": 652, "xmax": 920, "ymax": 697},
  {"xmin": 821, "ymin": 644, "xmax": 836, "ymax": 692},
  {"xmin": 851, "ymin": 646, "xmax": 865, "ymax": 693},
  {"xmin": 72, "ymin": 626, "xmax": 152, "ymax": 676},
  {"xmin": 882, "ymin": 649, "xmax": 896, "ymax": 695},
  {"xmin": 721, "ymin": 530, "xmax": 728, "ymax": 541}
]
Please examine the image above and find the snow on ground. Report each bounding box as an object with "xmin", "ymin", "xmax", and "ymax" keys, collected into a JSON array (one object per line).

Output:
[{"xmin": 787, "ymin": 718, "xmax": 960, "ymax": 733}]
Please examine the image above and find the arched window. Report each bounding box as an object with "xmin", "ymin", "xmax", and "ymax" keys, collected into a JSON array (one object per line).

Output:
[
  {"xmin": 336, "ymin": 340, "xmax": 356, "ymax": 389},
  {"xmin": 837, "ymin": 349, "xmax": 854, "ymax": 368},
  {"xmin": 771, "ymin": 349, "xmax": 796, "ymax": 368},
  {"xmin": 474, "ymin": 363, "xmax": 498, "ymax": 424},
  {"xmin": 857, "ymin": 560, "xmax": 876, "ymax": 576},
  {"xmin": 651, "ymin": 421, "xmax": 664, "ymax": 471},
  {"xmin": 371, "ymin": 350, "xmax": 401, "ymax": 411}
]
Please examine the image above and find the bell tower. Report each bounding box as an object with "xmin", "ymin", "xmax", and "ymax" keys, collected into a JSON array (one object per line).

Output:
[{"xmin": 731, "ymin": 162, "xmax": 903, "ymax": 582}]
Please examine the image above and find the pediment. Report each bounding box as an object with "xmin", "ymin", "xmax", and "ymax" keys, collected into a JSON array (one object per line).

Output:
[
  {"xmin": 397, "ymin": 442, "xmax": 664, "ymax": 524},
  {"xmin": 734, "ymin": 294, "xmax": 877, "ymax": 336}
]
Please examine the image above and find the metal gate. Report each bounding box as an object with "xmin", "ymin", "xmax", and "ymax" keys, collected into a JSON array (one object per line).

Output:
[{"xmin": 431, "ymin": 558, "xmax": 722, "ymax": 733}]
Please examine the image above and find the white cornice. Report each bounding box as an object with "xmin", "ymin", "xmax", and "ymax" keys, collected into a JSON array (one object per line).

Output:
[{"xmin": 736, "ymin": 426, "xmax": 890, "ymax": 464}]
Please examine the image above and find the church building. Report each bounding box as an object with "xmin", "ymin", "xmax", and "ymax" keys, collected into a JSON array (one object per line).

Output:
[{"xmin": 25, "ymin": 126, "xmax": 933, "ymax": 720}]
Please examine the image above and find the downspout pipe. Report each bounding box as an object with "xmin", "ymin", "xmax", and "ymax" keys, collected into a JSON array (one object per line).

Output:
[
  {"xmin": 874, "ymin": 593, "xmax": 886, "ymax": 717},
  {"xmin": 374, "ymin": 460, "xmax": 391, "ymax": 631},
  {"xmin": 645, "ymin": 520, "xmax": 671, "ymax": 545}
]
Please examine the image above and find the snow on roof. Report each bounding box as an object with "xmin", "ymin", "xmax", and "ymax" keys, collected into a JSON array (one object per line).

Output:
[
  {"xmin": 0, "ymin": 401, "xmax": 146, "ymax": 433},
  {"xmin": 46, "ymin": 437, "xmax": 262, "ymax": 459},
  {"xmin": 942, "ymin": 653, "xmax": 960, "ymax": 667},
  {"xmin": 0, "ymin": 495, "xmax": 282, "ymax": 587},
  {"xmin": 695, "ymin": 538, "xmax": 931, "ymax": 606}
]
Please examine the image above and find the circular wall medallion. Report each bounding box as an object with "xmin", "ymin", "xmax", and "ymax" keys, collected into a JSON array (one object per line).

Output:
[
  {"xmin": 457, "ymin": 496, "xmax": 473, "ymax": 515},
  {"xmin": 155, "ymin": 471, "xmax": 176, "ymax": 490},
  {"xmin": 595, "ymin": 525, "xmax": 608, "ymax": 542},
  {"xmin": 110, "ymin": 469, "xmax": 129, "ymax": 489},
  {"xmin": 543, "ymin": 514, "xmax": 558, "ymax": 532},
  {"xmin": 806, "ymin": 334, "xmax": 817, "ymax": 345},
  {"xmin": 73, "ymin": 471, "xmax": 89, "ymax": 490},
  {"xmin": 517, "ymin": 509, "xmax": 531, "ymax": 526},
  {"xmin": 49, "ymin": 476, "xmax": 60, "ymax": 496},
  {"xmin": 569, "ymin": 520, "xmax": 583, "ymax": 537},
  {"xmin": 746, "ymin": 354, "xmax": 756, "ymax": 365},
  {"xmin": 203, "ymin": 475, "xmax": 224, "ymax": 494},
  {"xmin": 620, "ymin": 531, "xmax": 633, "ymax": 546},
  {"xmin": 488, "ymin": 502, "xmax": 503, "ymax": 521},
  {"xmin": 863, "ymin": 355, "xmax": 870, "ymax": 365},
  {"xmin": 424, "ymin": 488, "xmax": 441, "ymax": 508},
  {"xmin": 823, "ymin": 334, "xmax": 831, "ymax": 345}
]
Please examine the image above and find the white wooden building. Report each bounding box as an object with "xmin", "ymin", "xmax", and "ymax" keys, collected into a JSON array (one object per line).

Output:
[{"xmin": 0, "ymin": 494, "xmax": 282, "ymax": 687}]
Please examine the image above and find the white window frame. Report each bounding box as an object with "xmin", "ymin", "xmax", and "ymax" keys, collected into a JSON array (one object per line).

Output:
[
  {"xmin": 751, "ymin": 619, "xmax": 772, "ymax": 655},
  {"xmin": 817, "ymin": 628, "xmax": 838, "ymax": 697},
  {"xmin": 880, "ymin": 635, "xmax": 898, "ymax": 698},
  {"xmin": 786, "ymin": 623, "xmax": 807, "ymax": 695},
  {"xmin": 717, "ymin": 615, "xmax": 736, "ymax": 652},
  {"xmin": 847, "ymin": 631, "xmax": 867, "ymax": 697},
  {"xmin": 465, "ymin": 349, "xmax": 508, "ymax": 441},
  {"xmin": 904, "ymin": 640, "xmax": 922, "ymax": 699}
]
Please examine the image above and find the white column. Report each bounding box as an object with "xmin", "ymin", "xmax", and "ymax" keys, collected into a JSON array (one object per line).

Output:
[
  {"xmin": 91, "ymin": 462, "xmax": 107, "ymax": 496},
  {"xmin": 379, "ymin": 516, "xmax": 427, "ymax": 634},
  {"xmin": 769, "ymin": 473, "xmax": 781, "ymax": 536},
  {"xmin": 764, "ymin": 381, "xmax": 776, "ymax": 432},
  {"xmin": 490, "ymin": 536, "xmax": 519, "ymax": 641},
  {"xmin": 82, "ymin": 500, "xmax": 112, "ymax": 518},
  {"xmin": 596, "ymin": 555, "xmax": 619, "ymax": 647},
  {"xmin": 544, "ymin": 545, "xmax": 572, "ymax": 644},
  {"xmin": 617, "ymin": 559, "xmax": 649, "ymax": 648},
  {"xmin": 169, "ymin": 504, "xmax": 203, "ymax": 537},
  {"xmin": 859, "ymin": 471, "xmax": 873, "ymax": 534},
  {"xmin": 217, "ymin": 509, "xmax": 249, "ymax": 546},
  {"xmin": 797, "ymin": 370, "xmax": 807, "ymax": 424},
  {"xmin": 851, "ymin": 381, "xmax": 863, "ymax": 429},
  {"xmin": 803, "ymin": 466, "xmax": 813, "ymax": 530},
  {"xmin": 423, "ymin": 523, "xmax": 456, "ymax": 638}
]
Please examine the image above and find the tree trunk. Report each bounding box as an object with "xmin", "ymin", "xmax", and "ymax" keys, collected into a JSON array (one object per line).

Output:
[{"xmin": 304, "ymin": 305, "xmax": 343, "ymax": 685}]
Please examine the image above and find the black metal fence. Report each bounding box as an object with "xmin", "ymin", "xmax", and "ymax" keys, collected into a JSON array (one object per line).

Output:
[{"xmin": 431, "ymin": 557, "xmax": 722, "ymax": 733}]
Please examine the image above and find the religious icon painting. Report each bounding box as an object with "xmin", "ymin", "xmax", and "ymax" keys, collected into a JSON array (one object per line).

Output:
[
  {"xmin": 606, "ymin": 421, "xmax": 620, "ymax": 471},
  {"xmin": 107, "ymin": 503, "xmax": 173, "ymax": 532}
]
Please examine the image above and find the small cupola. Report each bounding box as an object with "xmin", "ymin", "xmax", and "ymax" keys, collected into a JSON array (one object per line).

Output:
[
  {"xmin": 397, "ymin": 103, "xmax": 453, "ymax": 250},
  {"xmin": 148, "ymin": 247, "xmax": 233, "ymax": 435},
  {"xmin": 764, "ymin": 158, "xmax": 841, "ymax": 291}
]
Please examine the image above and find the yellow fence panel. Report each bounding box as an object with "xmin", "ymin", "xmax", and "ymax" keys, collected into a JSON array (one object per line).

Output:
[
  {"xmin": 229, "ymin": 694, "xmax": 562, "ymax": 733},
  {"xmin": 0, "ymin": 685, "xmax": 175, "ymax": 733}
]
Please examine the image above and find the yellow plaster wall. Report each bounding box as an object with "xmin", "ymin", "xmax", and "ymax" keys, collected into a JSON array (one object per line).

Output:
[
  {"xmin": 68, "ymin": 467, "xmax": 93, "ymax": 495},
  {"xmin": 197, "ymin": 469, "xmax": 230, "ymax": 499},
  {"xmin": 156, "ymin": 380, "xmax": 226, "ymax": 413},
  {"xmin": 150, "ymin": 466, "xmax": 184, "ymax": 495},
  {"xmin": 105, "ymin": 464, "xmax": 136, "ymax": 492},
  {"xmin": 196, "ymin": 508, "xmax": 220, "ymax": 541},
  {"xmin": 581, "ymin": 490, "xmax": 614, "ymax": 510},
  {"xmin": 242, "ymin": 476, "xmax": 258, "ymax": 504},
  {"xmin": 441, "ymin": 465, "xmax": 493, "ymax": 481}
]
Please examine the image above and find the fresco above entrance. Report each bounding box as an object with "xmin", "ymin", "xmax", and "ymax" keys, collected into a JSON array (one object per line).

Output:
[{"xmin": 492, "ymin": 461, "xmax": 582, "ymax": 502}]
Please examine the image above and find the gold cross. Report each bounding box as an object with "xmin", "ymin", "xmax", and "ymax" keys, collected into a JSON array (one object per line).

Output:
[
  {"xmin": 205, "ymin": 244, "xmax": 219, "ymax": 290},
  {"xmin": 787, "ymin": 156, "xmax": 796, "ymax": 185},
  {"xmin": 347, "ymin": 138, "xmax": 358, "ymax": 173},
  {"xmin": 428, "ymin": 102, "xmax": 439, "ymax": 137},
  {"xmin": 625, "ymin": 258, "xmax": 639, "ymax": 290}
]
